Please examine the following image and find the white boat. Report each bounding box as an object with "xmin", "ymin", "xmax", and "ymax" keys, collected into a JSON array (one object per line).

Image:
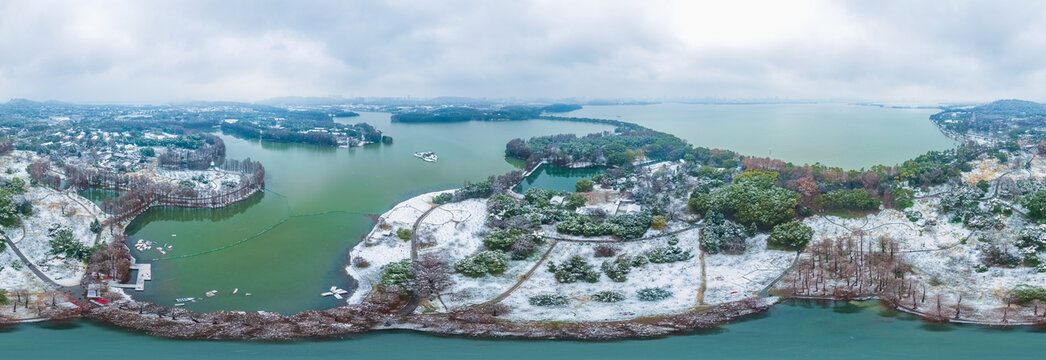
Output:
[{"xmin": 413, "ymin": 151, "xmax": 438, "ymax": 162}]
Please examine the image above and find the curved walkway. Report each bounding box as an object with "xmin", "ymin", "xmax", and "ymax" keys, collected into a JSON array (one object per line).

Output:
[
  {"xmin": 478, "ymin": 240, "xmax": 560, "ymax": 307},
  {"xmin": 474, "ymin": 225, "xmax": 702, "ymax": 309},
  {"xmin": 397, "ymin": 203, "xmax": 443, "ymax": 315},
  {"xmin": 2, "ymin": 232, "xmax": 62, "ymax": 289}
]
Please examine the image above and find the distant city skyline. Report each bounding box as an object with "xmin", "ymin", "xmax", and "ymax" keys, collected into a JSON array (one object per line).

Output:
[{"xmin": 1, "ymin": 1, "xmax": 1045, "ymax": 104}]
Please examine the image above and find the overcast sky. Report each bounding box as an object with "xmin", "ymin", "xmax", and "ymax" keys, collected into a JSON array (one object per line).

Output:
[{"xmin": 1, "ymin": 0, "xmax": 1044, "ymax": 104}]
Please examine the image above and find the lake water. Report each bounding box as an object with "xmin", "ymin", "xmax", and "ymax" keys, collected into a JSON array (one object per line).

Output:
[
  {"xmin": 4, "ymin": 105, "xmax": 1016, "ymax": 355},
  {"xmin": 562, "ymin": 103, "xmax": 955, "ymax": 169},
  {"xmin": 123, "ymin": 114, "xmax": 613, "ymax": 313},
  {"xmin": 516, "ymin": 165, "xmax": 605, "ymax": 193},
  {"xmin": 2, "ymin": 301, "xmax": 1043, "ymax": 360}
]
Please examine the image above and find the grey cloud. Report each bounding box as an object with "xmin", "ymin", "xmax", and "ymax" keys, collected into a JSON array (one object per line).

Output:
[{"xmin": 0, "ymin": 0, "xmax": 1044, "ymax": 103}]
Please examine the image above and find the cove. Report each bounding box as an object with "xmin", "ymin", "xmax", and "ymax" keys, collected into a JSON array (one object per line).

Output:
[
  {"xmin": 122, "ymin": 114, "xmax": 614, "ymax": 313},
  {"xmin": 3, "ymin": 301, "xmax": 1044, "ymax": 360},
  {"xmin": 562, "ymin": 103, "xmax": 955, "ymax": 169}
]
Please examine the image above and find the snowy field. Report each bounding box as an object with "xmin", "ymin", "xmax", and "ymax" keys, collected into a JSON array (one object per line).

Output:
[
  {"xmin": 1, "ymin": 151, "xmax": 113, "ymax": 304},
  {"xmin": 346, "ymin": 190, "xmax": 446, "ymax": 304},
  {"xmin": 145, "ymin": 168, "xmax": 244, "ymax": 193},
  {"xmin": 346, "ymin": 188, "xmax": 795, "ymax": 322},
  {"xmin": 801, "ymin": 191, "xmax": 1046, "ymax": 323},
  {"xmin": 5, "ymin": 186, "xmax": 112, "ymax": 286}
]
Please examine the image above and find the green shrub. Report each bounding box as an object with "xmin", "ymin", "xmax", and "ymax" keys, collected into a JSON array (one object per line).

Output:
[
  {"xmin": 768, "ymin": 220, "xmax": 813, "ymax": 252},
  {"xmin": 591, "ymin": 290, "xmax": 625, "ymax": 303},
  {"xmin": 396, "ymin": 228, "xmax": 412, "ymax": 241},
  {"xmin": 646, "ymin": 246, "xmax": 693, "ymax": 263},
  {"xmin": 637, "ymin": 287, "xmax": 673, "ymax": 301},
  {"xmin": 650, "ymin": 215, "xmax": 668, "ymax": 230},
  {"xmin": 814, "ymin": 189, "xmax": 881, "ymax": 212},
  {"xmin": 629, "ymin": 254, "xmax": 649, "ymax": 267},
  {"xmin": 976, "ymin": 180, "xmax": 991, "ymax": 193},
  {"xmin": 904, "ymin": 209, "xmax": 922, "ymax": 222},
  {"xmin": 699, "ymin": 211, "xmax": 748, "ymax": 254},
  {"xmin": 1008, "ymin": 284, "xmax": 1046, "ymax": 305},
  {"xmin": 432, "ymin": 192, "xmax": 453, "ymax": 205},
  {"xmin": 47, "ymin": 226, "xmax": 92, "ymax": 261},
  {"xmin": 891, "ymin": 187, "xmax": 915, "ymax": 209},
  {"xmin": 483, "ymin": 228, "xmax": 522, "ymax": 251},
  {"xmin": 529, "ymin": 294, "xmax": 569, "ymax": 306},
  {"xmin": 378, "ymin": 259, "xmax": 414, "ymax": 292},
  {"xmin": 600, "ymin": 255, "xmax": 632, "ymax": 282},
  {"xmin": 555, "ymin": 211, "xmax": 652, "ymax": 240},
  {"xmin": 576, "ymin": 178, "xmax": 594, "ymax": 192},
  {"xmin": 563, "ymin": 193, "xmax": 587, "ymax": 210},
  {"xmin": 454, "ymin": 250, "xmax": 508, "ymax": 278},
  {"xmin": 1021, "ymin": 190, "xmax": 1046, "ymax": 221},
  {"xmin": 547, "ymin": 255, "xmax": 600, "ymax": 283}
]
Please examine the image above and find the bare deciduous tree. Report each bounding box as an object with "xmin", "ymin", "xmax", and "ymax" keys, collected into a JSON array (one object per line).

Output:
[{"xmin": 414, "ymin": 255, "xmax": 454, "ymax": 310}]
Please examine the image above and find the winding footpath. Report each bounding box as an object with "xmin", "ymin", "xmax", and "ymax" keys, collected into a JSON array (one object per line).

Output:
[
  {"xmin": 397, "ymin": 203, "xmax": 443, "ymax": 315},
  {"xmin": 477, "ymin": 225, "xmax": 702, "ymax": 308},
  {"xmin": 2, "ymin": 232, "xmax": 62, "ymax": 289}
]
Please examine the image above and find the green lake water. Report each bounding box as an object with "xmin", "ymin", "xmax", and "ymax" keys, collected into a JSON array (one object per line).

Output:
[
  {"xmin": 517, "ymin": 165, "xmax": 605, "ymax": 193},
  {"xmin": 122, "ymin": 114, "xmax": 614, "ymax": 313},
  {"xmin": 2, "ymin": 301, "xmax": 1043, "ymax": 359},
  {"xmin": 562, "ymin": 103, "xmax": 955, "ymax": 169}
]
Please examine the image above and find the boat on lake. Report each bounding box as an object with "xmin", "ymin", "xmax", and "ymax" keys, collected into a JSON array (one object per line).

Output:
[{"xmin": 413, "ymin": 151, "xmax": 438, "ymax": 162}]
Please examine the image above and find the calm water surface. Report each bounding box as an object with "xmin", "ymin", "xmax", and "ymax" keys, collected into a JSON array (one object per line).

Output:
[
  {"xmin": 517, "ymin": 165, "xmax": 604, "ymax": 193},
  {"xmin": 124, "ymin": 114, "xmax": 613, "ymax": 313},
  {"xmin": 563, "ymin": 103, "xmax": 955, "ymax": 169}
]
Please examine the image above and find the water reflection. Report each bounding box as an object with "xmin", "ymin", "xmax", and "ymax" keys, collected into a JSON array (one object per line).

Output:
[{"xmin": 125, "ymin": 191, "xmax": 265, "ymax": 232}]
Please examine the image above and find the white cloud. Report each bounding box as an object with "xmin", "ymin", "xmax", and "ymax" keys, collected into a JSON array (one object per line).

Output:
[{"xmin": 0, "ymin": 0, "xmax": 1044, "ymax": 103}]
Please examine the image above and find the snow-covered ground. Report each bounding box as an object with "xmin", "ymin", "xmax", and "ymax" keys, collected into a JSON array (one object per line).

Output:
[
  {"xmin": 346, "ymin": 188, "xmax": 794, "ymax": 322},
  {"xmin": 140, "ymin": 168, "xmax": 244, "ymax": 193},
  {"xmin": 346, "ymin": 190, "xmax": 447, "ymax": 304},
  {"xmin": 703, "ymin": 234, "xmax": 793, "ymax": 304},
  {"xmin": 1, "ymin": 151, "xmax": 114, "ymax": 319},
  {"xmin": 801, "ymin": 189, "xmax": 1046, "ymax": 323},
  {"xmin": 5, "ymin": 186, "xmax": 113, "ymax": 286},
  {"xmin": 499, "ymin": 229, "xmax": 792, "ymax": 322}
]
